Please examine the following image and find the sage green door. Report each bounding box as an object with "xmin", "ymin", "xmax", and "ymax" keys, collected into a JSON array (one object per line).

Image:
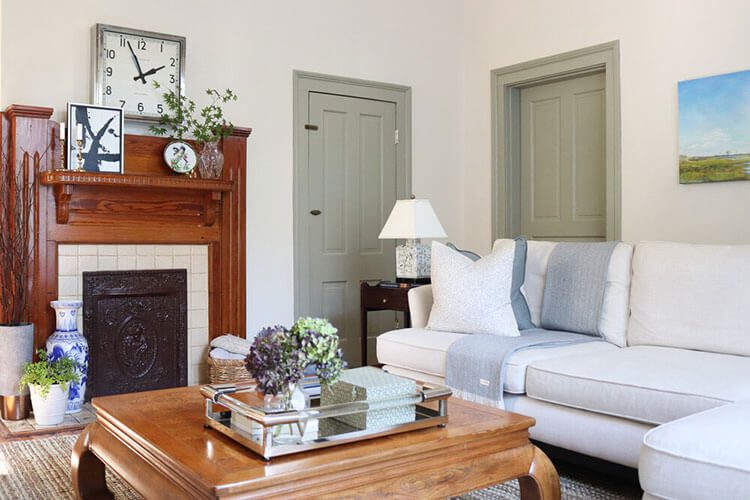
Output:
[
  {"xmin": 306, "ymin": 92, "xmax": 397, "ymax": 366},
  {"xmin": 520, "ymin": 72, "xmax": 606, "ymax": 241}
]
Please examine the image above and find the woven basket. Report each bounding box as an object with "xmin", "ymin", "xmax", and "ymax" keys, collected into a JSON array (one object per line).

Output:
[{"xmin": 207, "ymin": 356, "xmax": 253, "ymax": 384}]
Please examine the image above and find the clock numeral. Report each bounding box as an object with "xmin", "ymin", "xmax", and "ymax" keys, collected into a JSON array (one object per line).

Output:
[
  {"xmin": 138, "ymin": 39, "xmax": 146, "ymax": 50},
  {"xmin": 160, "ymin": 42, "xmax": 164, "ymax": 53},
  {"xmin": 105, "ymin": 85, "xmax": 112, "ymax": 96},
  {"xmin": 119, "ymin": 36, "xmax": 125, "ymax": 47},
  {"xmin": 169, "ymin": 74, "xmax": 176, "ymax": 84},
  {"xmin": 137, "ymin": 102, "xmax": 145, "ymax": 113},
  {"xmin": 119, "ymin": 100, "xmax": 126, "ymax": 108},
  {"xmin": 157, "ymin": 104, "xmax": 164, "ymax": 114},
  {"xmin": 106, "ymin": 49, "xmax": 116, "ymax": 59},
  {"xmin": 105, "ymin": 67, "xmax": 113, "ymax": 77},
  {"xmin": 170, "ymin": 57, "xmax": 176, "ymax": 67}
]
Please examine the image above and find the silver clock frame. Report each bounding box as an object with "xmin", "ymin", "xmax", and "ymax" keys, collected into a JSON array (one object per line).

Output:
[{"xmin": 93, "ymin": 23, "xmax": 186, "ymax": 122}]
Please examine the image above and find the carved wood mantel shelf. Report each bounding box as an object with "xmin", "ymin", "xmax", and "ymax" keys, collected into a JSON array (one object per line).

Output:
[{"xmin": 40, "ymin": 171, "xmax": 233, "ymax": 225}]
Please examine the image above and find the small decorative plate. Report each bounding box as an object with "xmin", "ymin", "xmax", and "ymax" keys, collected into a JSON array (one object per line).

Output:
[{"xmin": 164, "ymin": 140, "xmax": 197, "ymax": 174}]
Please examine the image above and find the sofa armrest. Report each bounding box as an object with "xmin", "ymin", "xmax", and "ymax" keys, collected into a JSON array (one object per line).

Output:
[{"xmin": 408, "ymin": 285, "xmax": 433, "ymax": 328}]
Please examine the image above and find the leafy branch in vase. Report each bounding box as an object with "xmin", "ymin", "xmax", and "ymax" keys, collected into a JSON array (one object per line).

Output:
[{"xmin": 150, "ymin": 84, "xmax": 238, "ymax": 143}]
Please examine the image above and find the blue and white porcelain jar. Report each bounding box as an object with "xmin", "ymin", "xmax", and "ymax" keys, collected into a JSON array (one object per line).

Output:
[{"xmin": 46, "ymin": 300, "xmax": 88, "ymax": 414}]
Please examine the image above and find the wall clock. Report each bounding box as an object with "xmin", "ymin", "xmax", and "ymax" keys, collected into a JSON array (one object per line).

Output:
[{"xmin": 93, "ymin": 24, "xmax": 186, "ymax": 121}]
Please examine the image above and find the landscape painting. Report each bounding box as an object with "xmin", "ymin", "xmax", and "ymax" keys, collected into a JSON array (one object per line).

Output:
[{"xmin": 679, "ymin": 69, "xmax": 750, "ymax": 184}]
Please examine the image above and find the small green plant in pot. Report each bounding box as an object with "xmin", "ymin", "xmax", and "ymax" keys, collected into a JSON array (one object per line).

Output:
[
  {"xmin": 150, "ymin": 84, "xmax": 237, "ymax": 179},
  {"xmin": 19, "ymin": 349, "xmax": 79, "ymax": 426}
]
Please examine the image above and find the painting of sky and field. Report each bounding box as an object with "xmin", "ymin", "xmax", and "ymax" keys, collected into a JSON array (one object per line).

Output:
[{"xmin": 679, "ymin": 69, "xmax": 750, "ymax": 183}]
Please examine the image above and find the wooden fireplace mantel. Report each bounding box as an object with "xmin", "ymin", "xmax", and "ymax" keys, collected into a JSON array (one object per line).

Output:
[
  {"xmin": 1, "ymin": 104, "xmax": 251, "ymax": 350},
  {"xmin": 40, "ymin": 171, "xmax": 233, "ymax": 225}
]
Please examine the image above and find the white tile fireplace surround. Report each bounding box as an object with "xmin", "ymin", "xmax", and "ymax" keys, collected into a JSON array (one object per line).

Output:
[{"xmin": 57, "ymin": 244, "xmax": 210, "ymax": 385}]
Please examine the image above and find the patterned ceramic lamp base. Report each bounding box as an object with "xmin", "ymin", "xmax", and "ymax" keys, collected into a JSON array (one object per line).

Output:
[{"xmin": 395, "ymin": 239, "xmax": 431, "ymax": 282}]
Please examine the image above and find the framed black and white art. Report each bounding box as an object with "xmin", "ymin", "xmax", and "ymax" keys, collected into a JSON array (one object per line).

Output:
[{"xmin": 66, "ymin": 103, "xmax": 124, "ymax": 173}]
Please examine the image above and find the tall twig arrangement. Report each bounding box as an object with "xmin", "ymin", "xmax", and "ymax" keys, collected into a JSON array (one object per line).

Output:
[{"xmin": 0, "ymin": 150, "xmax": 41, "ymax": 326}]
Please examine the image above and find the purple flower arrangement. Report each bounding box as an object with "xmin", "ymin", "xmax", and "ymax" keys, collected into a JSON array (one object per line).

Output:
[{"xmin": 245, "ymin": 318, "xmax": 346, "ymax": 396}]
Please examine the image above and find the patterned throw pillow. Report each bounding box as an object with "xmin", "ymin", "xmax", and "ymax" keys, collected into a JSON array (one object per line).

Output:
[{"xmin": 427, "ymin": 241, "xmax": 519, "ymax": 336}]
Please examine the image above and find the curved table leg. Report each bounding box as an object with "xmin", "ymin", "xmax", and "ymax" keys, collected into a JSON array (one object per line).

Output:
[
  {"xmin": 71, "ymin": 423, "xmax": 114, "ymax": 500},
  {"xmin": 518, "ymin": 445, "xmax": 561, "ymax": 500}
]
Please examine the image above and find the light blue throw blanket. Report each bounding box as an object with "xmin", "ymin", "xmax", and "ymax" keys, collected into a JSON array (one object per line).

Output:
[
  {"xmin": 445, "ymin": 329, "xmax": 597, "ymax": 408},
  {"xmin": 541, "ymin": 241, "xmax": 618, "ymax": 336}
]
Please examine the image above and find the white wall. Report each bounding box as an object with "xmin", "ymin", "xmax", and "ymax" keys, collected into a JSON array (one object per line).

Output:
[
  {"xmin": 2, "ymin": 0, "xmax": 465, "ymax": 334},
  {"xmin": 462, "ymin": 0, "xmax": 750, "ymax": 252}
]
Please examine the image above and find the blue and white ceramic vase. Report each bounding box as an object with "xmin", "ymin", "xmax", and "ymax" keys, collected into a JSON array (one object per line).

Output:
[{"xmin": 46, "ymin": 300, "xmax": 88, "ymax": 414}]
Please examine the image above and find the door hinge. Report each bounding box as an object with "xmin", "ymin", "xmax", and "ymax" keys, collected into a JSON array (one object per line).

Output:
[
  {"xmin": 304, "ymin": 124, "xmax": 319, "ymax": 131},
  {"xmin": 394, "ymin": 129, "xmax": 399, "ymax": 144}
]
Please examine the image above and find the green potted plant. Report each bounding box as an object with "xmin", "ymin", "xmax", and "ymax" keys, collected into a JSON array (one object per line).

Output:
[
  {"xmin": 151, "ymin": 85, "xmax": 237, "ymax": 179},
  {"xmin": 19, "ymin": 349, "xmax": 79, "ymax": 426}
]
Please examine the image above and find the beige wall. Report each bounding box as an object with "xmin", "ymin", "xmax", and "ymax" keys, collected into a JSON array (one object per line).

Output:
[
  {"xmin": 462, "ymin": 0, "xmax": 750, "ymax": 252},
  {"xmin": 1, "ymin": 0, "xmax": 465, "ymax": 333},
  {"xmin": 7, "ymin": 0, "xmax": 749, "ymax": 333}
]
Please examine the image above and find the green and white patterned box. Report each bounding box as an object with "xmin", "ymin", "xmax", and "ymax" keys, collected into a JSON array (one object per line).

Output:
[{"xmin": 321, "ymin": 367, "xmax": 417, "ymax": 430}]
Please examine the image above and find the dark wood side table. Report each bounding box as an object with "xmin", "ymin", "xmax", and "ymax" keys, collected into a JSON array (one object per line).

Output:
[{"xmin": 360, "ymin": 282, "xmax": 417, "ymax": 366}]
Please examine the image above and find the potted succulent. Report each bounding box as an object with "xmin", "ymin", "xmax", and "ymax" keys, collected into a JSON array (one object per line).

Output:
[
  {"xmin": 19, "ymin": 349, "xmax": 79, "ymax": 426},
  {"xmin": 150, "ymin": 85, "xmax": 237, "ymax": 179},
  {"xmin": 0, "ymin": 154, "xmax": 37, "ymax": 420}
]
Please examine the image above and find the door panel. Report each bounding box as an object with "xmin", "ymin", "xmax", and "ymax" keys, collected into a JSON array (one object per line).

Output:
[
  {"xmin": 307, "ymin": 92, "xmax": 397, "ymax": 366},
  {"xmin": 521, "ymin": 72, "xmax": 606, "ymax": 241},
  {"xmin": 528, "ymin": 97, "xmax": 561, "ymax": 222},
  {"xmin": 572, "ymin": 89, "xmax": 605, "ymax": 221}
]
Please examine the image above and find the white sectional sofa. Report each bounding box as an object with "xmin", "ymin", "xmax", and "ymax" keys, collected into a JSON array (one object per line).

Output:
[{"xmin": 377, "ymin": 240, "xmax": 750, "ymax": 499}]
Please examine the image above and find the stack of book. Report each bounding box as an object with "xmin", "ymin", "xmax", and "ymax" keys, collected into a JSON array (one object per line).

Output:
[{"xmin": 301, "ymin": 375, "xmax": 321, "ymax": 397}]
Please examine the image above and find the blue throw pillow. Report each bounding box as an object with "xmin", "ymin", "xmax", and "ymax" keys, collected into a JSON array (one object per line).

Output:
[{"xmin": 511, "ymin": 237, "xmax": 535, "ymax": 330}]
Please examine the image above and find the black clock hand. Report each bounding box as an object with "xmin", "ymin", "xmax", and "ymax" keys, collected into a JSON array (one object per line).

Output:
[
  {"xmin": 135, "ymin": 65, "xmax": 166, "ymax": 80},
  {"xmin": 126, "ymin": 40, "xmax": 147, "ymax": 84}
]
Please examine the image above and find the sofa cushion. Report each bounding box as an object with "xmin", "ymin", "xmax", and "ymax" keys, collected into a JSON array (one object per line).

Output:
[
  {"xmin": 526, "ymin": 345, "xmax": 750, "ymax": 425},
  {"xmin": 376, "ymin": 328, "xmax": 617, "ymax": 394},
  {"xmin": 428, "ymin": 240, "xmax": 519, "ymax": 336},
  {"xmin": 640, "ymin": 402, "xmax": 750, "ymax": 500},
  {"xmin": 504, "ymin": 239, "xmax": 556, "ymax": 328},
  {"xmin": 628, "ymin": 241, "xmax": 750, "ymax": 356},
  {"xmin": 514, "ymin": 240, "xmax": 632, "ymax": 347},
  {"xmin": 493, "ymin": 237, "xmax": 534, "ymax": 330}
]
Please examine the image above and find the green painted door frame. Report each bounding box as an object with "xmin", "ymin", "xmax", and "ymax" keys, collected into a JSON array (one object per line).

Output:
[{"xmin": 491, "ymin": 41, "xmax": 622, "ymax": 241}]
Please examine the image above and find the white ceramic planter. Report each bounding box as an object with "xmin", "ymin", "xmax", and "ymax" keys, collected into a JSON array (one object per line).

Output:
[{"xmin": 29, "ymin": 384, "xmax": 69, "ymax": 426}]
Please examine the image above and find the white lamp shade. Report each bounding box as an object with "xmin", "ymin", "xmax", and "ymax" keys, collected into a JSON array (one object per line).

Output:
[{"xmin": 378, "ymin": 199, "xmax": 447, "ymax": 240}]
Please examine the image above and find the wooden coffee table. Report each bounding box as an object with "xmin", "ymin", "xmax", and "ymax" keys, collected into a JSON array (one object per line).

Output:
[{"xmin": 71, "ymin": 386, "xmax": 560, "ymax": 499}]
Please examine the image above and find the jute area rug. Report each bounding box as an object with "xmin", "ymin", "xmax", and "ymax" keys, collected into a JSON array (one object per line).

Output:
[{"xmin": 0, "ymin": 434, "xmax": 641, "ymax": 499}]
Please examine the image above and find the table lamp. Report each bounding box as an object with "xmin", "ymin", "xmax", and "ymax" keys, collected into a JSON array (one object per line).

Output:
[{"xmin": 378, "ymin": 196, "xmax": 447, "ymax": 284}]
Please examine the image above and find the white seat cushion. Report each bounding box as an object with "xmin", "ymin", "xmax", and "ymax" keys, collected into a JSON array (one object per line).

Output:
[
  {"xmin": 526, "ymin": 345, "xmax": 750, "ymax": 425},
  {"xmin": 640, "ymin": 402, "xmax": 750, "ymax": 500},
  {"xmin": 376, "ymin": 328, "xmax": 617, "ymax": 394}
]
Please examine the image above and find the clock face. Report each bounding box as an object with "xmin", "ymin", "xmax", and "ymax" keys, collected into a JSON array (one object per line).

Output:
[{"xmin": 95, "ymin": 25, "xmax": 185, "ymax": 121}]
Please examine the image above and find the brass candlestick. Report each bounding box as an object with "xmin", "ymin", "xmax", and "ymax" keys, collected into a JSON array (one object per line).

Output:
[
  {"xmin": 56, "ymin": 137, "xmax": 67, "ymax": 171},
  {"xmin": 75, "ymin": 139, "xmax": 84, "ymax": 171}
]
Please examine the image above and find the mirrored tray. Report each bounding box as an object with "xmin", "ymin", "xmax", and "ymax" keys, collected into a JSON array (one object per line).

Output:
[{"xmin": 200, "ymin": 380, "xmax": 452, "ymax": 459}]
